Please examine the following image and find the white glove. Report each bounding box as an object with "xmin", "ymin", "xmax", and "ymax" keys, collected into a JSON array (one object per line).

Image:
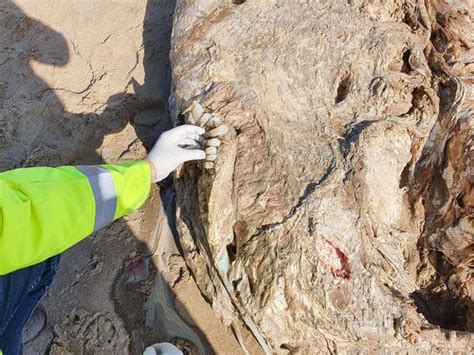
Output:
[{"xmin": 146, "ymin": 125, "xmax": 206, "ymax": 182}]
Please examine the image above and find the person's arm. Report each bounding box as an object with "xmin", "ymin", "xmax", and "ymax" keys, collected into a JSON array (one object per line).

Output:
[
  {"xmin": 0, "ymin": 161, "xmax": 151, "ymax": 274},
  {"xmin": 0, "ymin": 125, "xmax": 205, "ymax": 275}
]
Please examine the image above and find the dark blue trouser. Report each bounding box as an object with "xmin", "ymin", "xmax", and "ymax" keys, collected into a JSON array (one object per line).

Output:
[{"xmin": 0, "ymin": 256, "xmax": 60, "ymax": 355}]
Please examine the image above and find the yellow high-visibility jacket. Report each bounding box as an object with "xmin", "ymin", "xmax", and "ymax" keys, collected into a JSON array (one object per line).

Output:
[{"xmin": 0, "ymin": 160, "xmax": 151, "ymax": 275}]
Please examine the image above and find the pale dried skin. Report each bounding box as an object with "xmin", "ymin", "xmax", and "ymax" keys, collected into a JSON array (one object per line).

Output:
[{"xmin": 171, "ymin": 0, "xmax": 473, "ymax": 353}]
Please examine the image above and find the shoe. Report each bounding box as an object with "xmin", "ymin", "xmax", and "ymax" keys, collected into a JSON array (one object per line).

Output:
[{"xmin": 143, "ymin": 342, "xmax": 183, "ymax": 355}]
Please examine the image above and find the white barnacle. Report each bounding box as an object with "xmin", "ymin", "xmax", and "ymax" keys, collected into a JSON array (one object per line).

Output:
[
  {"xmin": 204, "ymin": 115, "xmax": 221, "ymax": 129},
  {"xmin": 182, "ymin": 102, "xmax": 229, "ymax": 173},
  {"xmin": 206, "ymin": 154, "xmax": 217, "ymax": 161},
  {"xmin": 184, "ymin": 112, "xmax": 195, "ymax": 124},
  {"xmin": 190, "ymin": 101, "xmax": 206, "ymax": 121},
  {"xmin": 205, "ymin": 146, "xmax": 217, "ymax": 155},
  {"xmin": 203, "ymin": 162, "xmax": 214, "ymax": 169},
  {"xmin": 198, "ymin": 112, "xmax": 213, "ymax": 126},
  {"xmin": 205, "ymin": 138, "xmax": 221, "ymax": 147},
  {"xmin": 209, "ymin": 125, "xmax": 228, "ymax": 137}
]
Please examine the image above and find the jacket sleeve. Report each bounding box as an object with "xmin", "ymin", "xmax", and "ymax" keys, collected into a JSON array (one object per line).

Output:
[{"xmin": 0, "ymin": 160, "xmax": 151, "ymax": 275}]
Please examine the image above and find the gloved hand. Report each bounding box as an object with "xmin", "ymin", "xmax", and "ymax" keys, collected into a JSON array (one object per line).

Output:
[{"xmin": 146, "ymin": 125, "xmax": 206, "ymax": 182}]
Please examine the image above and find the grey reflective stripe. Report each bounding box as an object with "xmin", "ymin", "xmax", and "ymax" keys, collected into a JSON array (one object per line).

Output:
[{"xmin": 76, "ymin": 166, "xmax": 117, "ymax": 232}]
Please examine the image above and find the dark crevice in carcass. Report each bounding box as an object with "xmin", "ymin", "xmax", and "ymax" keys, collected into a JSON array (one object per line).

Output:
[{"xmin": 406, "ymin": 0, "xmax": 473, "ymax": 332}]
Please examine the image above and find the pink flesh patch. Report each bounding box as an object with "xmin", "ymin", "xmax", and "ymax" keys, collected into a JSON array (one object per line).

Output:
[{"xmin": 315, "ymin": 235, "xmax": 351, "ymax": 280}]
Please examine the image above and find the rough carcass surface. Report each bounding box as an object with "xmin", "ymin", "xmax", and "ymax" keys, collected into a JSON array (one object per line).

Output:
[{"xmin": 171, "ymin": 0, "xmax": 473, "ymax": 352}]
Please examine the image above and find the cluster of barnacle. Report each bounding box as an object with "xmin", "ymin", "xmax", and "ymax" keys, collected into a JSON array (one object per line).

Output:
[{"xmin": 184, "ymin": 101, "xmax": 228, "ymax": 170}]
